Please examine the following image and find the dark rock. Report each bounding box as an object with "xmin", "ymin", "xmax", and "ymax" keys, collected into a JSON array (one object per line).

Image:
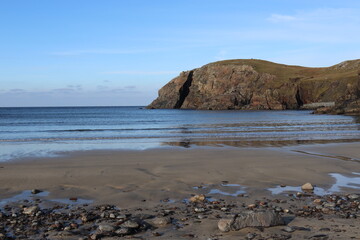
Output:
[
  {"xmin": 151, "ymin": 216, "xmax": 171, "ymax": 227},
  {"xmin": 31, "ymin": 189, "xmax": 42, "ymax": 194},
  {"xmin": 98, "ymin": 223, "xmax": 116, "ymax": 232},
  {"xmin": 218, "ymin": 210, "xmax": 284, "ymax": 232},
  {"xmin": 309, "ymin": 234, "xmax": 329, "ymax": 240}
]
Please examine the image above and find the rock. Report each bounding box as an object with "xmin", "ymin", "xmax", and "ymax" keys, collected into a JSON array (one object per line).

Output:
[
  {"xmin": 309, "ymin": 234, "xmax": 329, "ymax": 240},
  {"xmin": 301, "ymin": 183, "xmax": 314, "ymax": 191},
  {"xmin": 98, "ymin": 223, "xmax": 116, "ymax": 232},
  {"xmin": 151, "ymin": 216, "xmax": 171, "ymax": 226},
  {"xmin": 31, "ymin": 189, "xmax": 42, "ymax": 194},
  {"xmin": 122, "ymin": 220, "xmax": 140, "ymax": 229},
  {"xmin": 313, "ymin": 199, "xmax": 323, "ymax": 205},
  {"xmin": 323, "ymin": 202, "xmax": 336, "ymax": 208},
  {"xmin": 23, "ymin": 206, "xmax": 39, "ymax": 215},
  {"xmin": 115, "ymin": 227, "xmax": 130, "ymax": 235},
  {"xmin": 246, "ymin": 233, "xmax": 256, "ymax": 239},
  {"xmin": 218, "ymin": 210, "xmax": 284, "ymax": 232},
  {"xmin": 282, "ymin": 226, "xmax": 295, "ymax": 233},
  {"xmin": 194, "ymin": 207, "xmax": 205, "ymax": 213},
  {"xmin": 218, "ymin": 219, "xmax": 232, "ymax": 232},
  {"xmin": 147, "ymin": 59, "xmax": 360, "ymax": 112},
  {"xmin": 189, "ymin": 194, "xmax": 206, "ymax": 203},
  {"xmin": 348, "ymin": 194, "xmax": 359, "ymax": 200},
  {"xmin": 152, "ymin": 231, "xmax": 162, "ymax": 236}
]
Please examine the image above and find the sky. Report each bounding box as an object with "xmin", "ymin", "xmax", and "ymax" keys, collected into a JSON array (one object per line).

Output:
[{"xmin": 1, "ymin": 0, "xmax": 360, "ymax": 107}]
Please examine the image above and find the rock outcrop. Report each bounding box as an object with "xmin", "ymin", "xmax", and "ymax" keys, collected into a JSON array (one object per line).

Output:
[{"xmin": 148, "ymin": 59, "xmax": 360, "ymax": 112}]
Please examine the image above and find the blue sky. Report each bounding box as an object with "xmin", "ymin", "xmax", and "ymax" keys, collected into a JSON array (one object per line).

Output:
[{"xmin": 1, "ymin": 0, "xmax": 360, "ymax": 107}]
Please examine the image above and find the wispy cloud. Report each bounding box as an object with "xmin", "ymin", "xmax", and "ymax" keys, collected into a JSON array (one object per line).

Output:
[
  {"xmin": 267, "ymin": 14, "xmax": 298, "ymax": 23},
  {"xmin": 102, "ymin": 71, "xmax": 179, "ymax": 75}
]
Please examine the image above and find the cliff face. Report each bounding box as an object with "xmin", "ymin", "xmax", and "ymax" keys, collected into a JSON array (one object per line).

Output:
[{"xmin": 148, "ymin": 59, "xmax": 360, "ymax": 111}]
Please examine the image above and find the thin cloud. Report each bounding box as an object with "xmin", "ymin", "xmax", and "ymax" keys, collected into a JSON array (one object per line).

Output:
[{"xmin": 268, "ymin": 14, "xmax": 298, "ymax": 23}]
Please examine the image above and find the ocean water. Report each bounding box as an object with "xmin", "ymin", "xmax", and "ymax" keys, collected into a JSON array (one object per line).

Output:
[{"xmin": 0, "ymin": 106, "xmax": 360, "ymax": 161}]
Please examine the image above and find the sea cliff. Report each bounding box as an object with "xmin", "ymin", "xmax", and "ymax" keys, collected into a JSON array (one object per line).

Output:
[{"xmin": 148, "ymin": 59, "xmax": 360, "ymax": 114}]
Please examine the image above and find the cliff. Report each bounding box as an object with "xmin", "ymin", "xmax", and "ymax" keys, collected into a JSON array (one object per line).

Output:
[{"xmin": 147, "ymin": 59, "xmax": 360, "ymax": 112}]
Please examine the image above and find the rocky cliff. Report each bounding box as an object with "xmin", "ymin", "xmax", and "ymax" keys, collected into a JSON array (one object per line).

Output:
[{"xmin": 148, "ymin": 59, "xmax": 360, "ymax": 112}]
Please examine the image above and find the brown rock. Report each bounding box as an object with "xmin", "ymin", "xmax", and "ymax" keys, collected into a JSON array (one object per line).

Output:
[
  {"xmin": 189, "ymin": 194, "xmax": 206, "ymax": 203},
  {"xmin": 301, "ymin": 183, "xmax": 314, "ymax": 191},
  {"xmin": 148, "ymin": 59, "xmax": 360, "ymax": 112}
]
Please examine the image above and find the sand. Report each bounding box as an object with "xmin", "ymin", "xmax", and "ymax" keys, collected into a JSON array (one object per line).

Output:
[{"xmin": 0, "ymin": 143, "xmax": 360, "ymax": 239}]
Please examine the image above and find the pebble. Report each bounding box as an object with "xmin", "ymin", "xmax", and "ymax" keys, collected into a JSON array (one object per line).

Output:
[
  {"xmin": 246, "ymin": 233, "xmax": 256, "ymax": 239},
  {"xmin": 0, "ymin": 191, "xmax": 359, "ymax": 239},
  {"xmin": 282, "ymin": 226, "xmax": 294, "ymax": 233},
  {"xmin": 348, "ymin": 194, "xmax": 359, "ymax": 200},
  {"xmin": 189, "ymin": 194, "xmax": 206, "ymax": 203},
  {"xmin": 23, "ymin": 206, "xmax": 39, "ymax": 215},
  {"xmin": 151, "ymin": 216, "xmax": 171, "ymax": 226},
  {"xmin": 115, "ymin": 227, "xmax": 130, "ymax": 235},
  {"xmin": 301, "ymin": 182, "xmax": 314, "ymax": 191},
  {"xmin": 194, "ymin": 207, "xmax": 205, "ymax": 213},
  {"xmin": 31, "ymin": 189, "xmax": 42, "ymax": 194}
]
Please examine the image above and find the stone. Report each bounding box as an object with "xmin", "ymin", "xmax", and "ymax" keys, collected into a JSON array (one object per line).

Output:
[
  {"xmin": 115, "ymin": 227, "xmax": 130, "ymax": 235},
  {"xmin": 218, "ymin": 219, "xmax": 232, "ymax": 232},
  {"xmin": 323, "ymin": 202, "xmax": 336, "ymax": 208},
  {"xmin": 189, "ymin": 194, "xmax": 206, "ymax": 203},
  {"xmin": 151, "ymin": 216, "xmax": 171, "ymax": 226},
  {"xmin": 246, "ymin": 233, "xmax": 256, "ymax": 239},
  {"xmin": 23, "ymin": 206, "xmax": 39, "ymax": 215},
  {"xmin": 301, "ymin": 183, "xmax": 314, "ymax": 191},
  {"xmin": 282, "ymin": 226, "xmax": 294, "ymax": 233},
  {"xmin": 98, "ymin": 223, "xmax": 116, "ymax": 232},
  {"xmin": 218, "ymin": 210, "xmax": 284, "ymax": 232},
  {"xmin": 194, "ymin": 207, "xmax": 205, "ymax": 213},
  {"xmin": 313, "ymin": 199, "xmax": 323, "ymax": 205},
  {"xmin": 348, "ymin": 194, "xmax": 359, "ymax": 200},
  {"xmin": 122, "ymin": 220, "xmax": 140, "ymax": 229},
  {"xmin": 31, "ymin": 189, "xmax": 42, "ymax": 194}
]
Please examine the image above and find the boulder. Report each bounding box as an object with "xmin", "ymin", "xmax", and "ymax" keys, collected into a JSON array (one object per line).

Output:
[{"xmin": 218, "ymin": 210, "xmax": 284, "ymax": 232}]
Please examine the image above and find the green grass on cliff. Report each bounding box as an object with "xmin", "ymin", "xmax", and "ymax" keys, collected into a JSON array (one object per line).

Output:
[{"xmin": 209, "ymin": 59, "xmax": 360, "ymax": 100}]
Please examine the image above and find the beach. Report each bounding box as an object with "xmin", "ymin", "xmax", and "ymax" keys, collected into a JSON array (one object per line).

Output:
[{"xmin": 1, "ymin": 143, "xmax": 360, "ymax": 239}]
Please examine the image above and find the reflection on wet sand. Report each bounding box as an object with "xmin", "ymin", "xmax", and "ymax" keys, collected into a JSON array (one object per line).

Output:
[
  {"xmin": 0, "ymin": 190, "xmax": 93, "ymax": 209},
  {"xmin": 292, "ymin": 150, "xmax": 360, "ymax": 163},
  {"xmin": 163, "ymin": 138, "xmax": 360, "ymax": 148}
]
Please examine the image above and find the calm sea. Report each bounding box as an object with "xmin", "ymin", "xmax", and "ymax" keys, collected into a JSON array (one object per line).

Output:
[{"xmin": 0, "ymin": 106, "xmax": 360, "ymax": 161}]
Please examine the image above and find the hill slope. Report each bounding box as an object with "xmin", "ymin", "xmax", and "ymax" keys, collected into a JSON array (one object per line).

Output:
[{"xmin": 148, "ymin": 59, "xmax": 360, "ymax": 112}]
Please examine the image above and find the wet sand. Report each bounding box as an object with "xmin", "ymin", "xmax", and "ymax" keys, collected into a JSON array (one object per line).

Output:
[{"xmin": 0, "ymin": 143, "xmax": 360, "ymax": 239}]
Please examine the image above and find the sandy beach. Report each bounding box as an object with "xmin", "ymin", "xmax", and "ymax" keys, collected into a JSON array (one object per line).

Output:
[{"xmin": 1, "ymin": 143, "xmax": 360, "ymax": 239}]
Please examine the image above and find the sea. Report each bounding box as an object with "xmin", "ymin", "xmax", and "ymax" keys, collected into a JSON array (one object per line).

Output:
[{"xmin": 1, "ymin": 106, "xmax": 360, "ymax": 161}]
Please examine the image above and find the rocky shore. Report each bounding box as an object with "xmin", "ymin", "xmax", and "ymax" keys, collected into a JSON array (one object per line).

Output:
[
  {"xmin": 1, "ymin": 188, "xmax": 359, "ymax": 239},
  {"xmin": 1, "ymin": 145, "xmax": 360, "ymax": 239}
]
